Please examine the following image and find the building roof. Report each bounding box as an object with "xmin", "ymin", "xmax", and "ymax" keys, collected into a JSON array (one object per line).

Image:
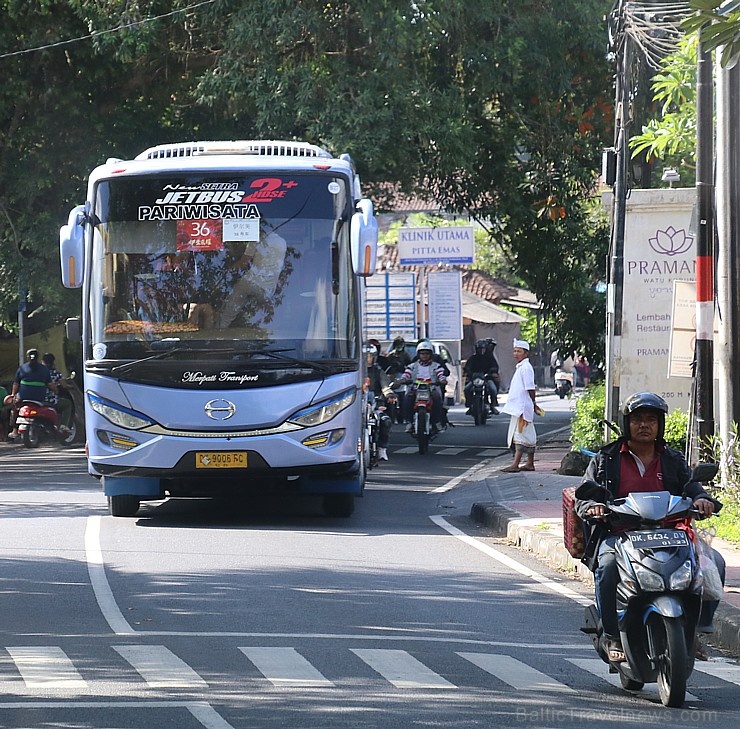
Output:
[{"xmin": 462, "ymin": 291, "xmax": 527, "ymax": 324}]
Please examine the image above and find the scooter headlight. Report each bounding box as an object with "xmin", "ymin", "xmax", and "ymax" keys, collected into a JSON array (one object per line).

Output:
[
  {"xmin": 668, "ymin": 560, "xmax": 694, "ymax": 591},
  {"xmin": 633, "ymin": 563, "xmax": 665, "ymax": 592}
]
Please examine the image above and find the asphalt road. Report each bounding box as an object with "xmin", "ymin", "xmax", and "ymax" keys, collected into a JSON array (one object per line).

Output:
[{"xmin": 1, "ymin": 394, "xmax": 739, "ymax": 728}]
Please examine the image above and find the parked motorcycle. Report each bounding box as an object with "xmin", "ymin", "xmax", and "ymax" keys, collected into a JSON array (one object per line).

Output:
[
  {"xmin": 407, "ymin": 380, "xmax": 443, "ymax": 455},
  {"xmin": 468, "ymin": 373, "xmax": 491, "ymax": 426},
  {"xmin": 581, "ymin": 462, "xmax": 718, "ymax": 707},
  {"xmin": 15, "ymin": 374, "xmax": 84, "ymax": 448},
  {"xmin": 554, "ymin": 369, "xmax": 574, "ymax": 399}
]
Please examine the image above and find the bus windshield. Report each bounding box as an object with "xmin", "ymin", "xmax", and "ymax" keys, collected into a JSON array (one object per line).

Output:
[{"xmin": 88, "ymin": 173, "xmax": 358, "ymax": 362}]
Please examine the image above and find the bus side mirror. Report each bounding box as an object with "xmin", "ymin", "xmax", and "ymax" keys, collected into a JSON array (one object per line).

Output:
[
  {"xmin": 65, "ymin": 317, "xmax": 81, "ymax": 342},
  {"xmin": 60, "ymin": 205, "xmax": 87, "ymax": 288},
  {"xmin": 350, "ymin": 198, "xmax": 378, "ymax": 277}
]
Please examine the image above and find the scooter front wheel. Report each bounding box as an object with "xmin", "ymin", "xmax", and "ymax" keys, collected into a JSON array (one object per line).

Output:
[
  {"xmin": 652, "ymin": 615, "xmax": 688, "ymax": 707},
  {"xmin": 416, "ymin": 410, "xmax": 429, "ymax": 454}
]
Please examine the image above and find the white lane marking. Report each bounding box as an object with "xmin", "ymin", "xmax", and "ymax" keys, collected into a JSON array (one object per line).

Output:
[
  {"xmin": 6, "ymin": 647, "xmax": 87, "ymax": 689},
  {"xmin": 694, "ymin": 659, "xmax": 740, "ymax": 685},
  {"xmin": 478, "ymin": 449, "xmax": 502, "ymax": 457},
  {"xmin": 188, "ymin": 702, "xmax": 238, "ymax": 729},
  {"xmin": 113, "ymin": 645, "xmax": 208, "ymax": 689},
  {"xmin": 458, "ymin": 652, "xmax": 575, "ymax": 692},
  {"xmin": 85, "ymin": 515, "xmax": 135, "ymax": 635},
  {"xmin": 352, "ymin": 648, "xmax": 455, "ymax": 689},
  {"xmin": 566, "ymin": 658, "xmax": 700, "ymax": 702},
  {"xmin": 435, "ymin": 448, "xmax": 466, "ymax": 456},
  {"xmin": 429, "ymin": 515, "xmax": 592, "ymax": 606},
  {"xmin": 430, "ymin": 460, "xmax": 496, "ymax": 493},
  {"xmin": 240, "ymin": 647, "xmax": 333, "ymax": 687},
  {"xmin": 0, "ymin": 701, "xmax": 235, "ymax": 728},
  {"xmin": 395, "ymin": 447, "xmax": 418, "ymax": 454}
]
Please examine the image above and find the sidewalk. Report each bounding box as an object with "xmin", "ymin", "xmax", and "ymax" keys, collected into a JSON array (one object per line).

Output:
[{"xmin": 467, "ymin": 428, "xmax": 740, "ymax": 658}]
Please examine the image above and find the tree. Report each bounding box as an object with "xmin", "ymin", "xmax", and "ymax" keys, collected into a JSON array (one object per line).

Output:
[
  {"xmin": 0, "ymin": 0, "xmax": 612, "ymax": 362},
  {"xmin": 684, "ymin": 0, "xmax": 740, "ymax": 68}
]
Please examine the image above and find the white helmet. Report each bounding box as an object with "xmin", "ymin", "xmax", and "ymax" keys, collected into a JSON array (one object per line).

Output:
[{"xmin": 416, "ymin": 341, "xmax": 434, "ymax": 355}]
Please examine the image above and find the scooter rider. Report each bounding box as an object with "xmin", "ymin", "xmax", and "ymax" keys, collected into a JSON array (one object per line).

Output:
[
  {"xmin": 8, "ymin": 349, "xmax": 57, "ymax": 440},
  {"xmin": 575, "ymin": 392, "xmax": 723, "ymax": 663},
  {"xmin": 42, "ymin": 353, "xmax": 72, "ymax": 432},
  {"xmin": 395, "ymin": 341, "xmax": 447, "ymax": 433},
  {"xmin": 464, "ymin": 338, "xmax": 500, "ymax": 414},
  {"xmin": 365, "ymin": 342, "xmax": 396, "ymax": 461}
]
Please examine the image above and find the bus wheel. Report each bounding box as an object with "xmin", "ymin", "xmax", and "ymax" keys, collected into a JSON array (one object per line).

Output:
[
  {"xmin": 108, "ymin": 495, "xmax": 140, "ymax": 517},
  {"xmin": 323, "ymin": 493, "xmax": 355, "ymax": 518}
]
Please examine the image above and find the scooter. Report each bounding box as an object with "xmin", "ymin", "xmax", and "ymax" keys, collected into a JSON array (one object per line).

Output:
[
  {"xmin": 554, "ymin": 369, "xmax": 574, "ymax": 399},
  {"xmin": 581, "ymin": 462, "xmax": 718, "ymax": 707},
  {"xmin": 468, "ymin": 373, "xmax": 490, "ymax": 426},
  {"xmin": 15, "ymin": 375, "xmax": 83, "ymax": 448},
  {"xmin": 407, "ymin": 380, "xmax": 443, "ymax": 455}
]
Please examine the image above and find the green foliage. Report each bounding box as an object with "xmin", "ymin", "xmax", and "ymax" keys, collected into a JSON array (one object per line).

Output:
[
  {"xmin": 704, "ymin": 423, "xmax": 740, "ymax": 545},
  {"xmin": 629, "ymin": 37, "xmax": 698, "ymax": 178},
  {"xmin": 664, "ymin": 408, "xmax": 689, "ymax": 454},
  {"xmin": 684, "ymin": 0, "xmax": 740, "ymax": 69},
  {"xmin": 570, "ymin": 383, "xmax": 607, "ymax": 453}
]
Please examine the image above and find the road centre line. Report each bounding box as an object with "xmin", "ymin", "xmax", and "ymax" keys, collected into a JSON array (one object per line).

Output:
[{"xmin": 429, "ymin": 514, "xmax": 592, "ymax": 607}]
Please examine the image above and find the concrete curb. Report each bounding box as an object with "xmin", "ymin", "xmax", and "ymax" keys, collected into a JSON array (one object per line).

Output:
[{"xmin": 471, "ymin": 501, "xmax": 740, "ymax": 657}]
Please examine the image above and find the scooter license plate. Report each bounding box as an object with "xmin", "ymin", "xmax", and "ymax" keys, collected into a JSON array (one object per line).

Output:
[
  {"xmin": 628, "ymin": 530, "xmax": 688, "ymax": 548},
  {"xmin": 195, "ymin": 451, "xmax": 247, "ymax": 469}
]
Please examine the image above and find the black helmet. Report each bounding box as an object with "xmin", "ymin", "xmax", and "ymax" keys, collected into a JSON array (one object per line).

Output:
[
  {"xmin": 392, "ymin": 336, "xmax": 406, "ymax": 351},
  {"xmin": 622, "ymin": 392, "xmax": 668, "ymax": 440},
  {"xmin": 475, "ymin": 339, "xmax": 487, "ymax": 350},
  {"xmin": 42, "ymin": 352, "xmax": 56, "ymax": 366}
]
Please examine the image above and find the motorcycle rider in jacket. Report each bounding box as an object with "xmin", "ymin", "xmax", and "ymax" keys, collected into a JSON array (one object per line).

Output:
[{"xmin": 575, "ymin": 392, "xmax": 724, "ymax": 663}]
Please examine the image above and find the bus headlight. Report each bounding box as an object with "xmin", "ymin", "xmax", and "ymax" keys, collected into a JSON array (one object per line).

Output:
[
  {"xmin": 289, "ymin": 389, "xmax": 356, "ymax": 428},
  {"xmin": 88, "ymin": 392, "xmax": 156, "ymax": 430}
]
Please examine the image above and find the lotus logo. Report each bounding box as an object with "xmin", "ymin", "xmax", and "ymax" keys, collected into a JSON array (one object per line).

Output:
[
  {"xmin": 648, "ymin": 226, "xmax": 694, "ymax": 257},
  {"xmin": 204, "ymin": 399, "xmax": 236, "ymax": 420}
]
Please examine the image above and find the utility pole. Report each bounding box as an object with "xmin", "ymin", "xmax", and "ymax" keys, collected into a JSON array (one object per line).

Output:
[
  {"xmin": 693, "ymin": 40, "xmax": 716, "ymax": 460},
  {"xmin": 605, "ymin": 3, "xmax": 631, "ymax": 424}
]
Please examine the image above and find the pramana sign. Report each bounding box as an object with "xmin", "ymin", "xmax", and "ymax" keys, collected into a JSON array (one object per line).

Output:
[{"xmin": 619, "ymin": 188, "xmax": 697, "ymax": 412}]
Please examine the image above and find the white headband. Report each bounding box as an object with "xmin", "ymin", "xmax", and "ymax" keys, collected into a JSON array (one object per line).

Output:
[{"xmin": 513, "ymin": 339, "xmax": 530, "ymax": 351}]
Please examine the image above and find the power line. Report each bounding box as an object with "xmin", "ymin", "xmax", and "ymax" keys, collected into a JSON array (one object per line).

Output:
[{"xmin": 0, "ymin": 0, "xmax": 219, "ymax": 60}]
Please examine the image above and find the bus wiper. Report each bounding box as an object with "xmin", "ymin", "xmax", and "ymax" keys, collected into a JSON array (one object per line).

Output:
[
  {"xmin": 111, "ymin": 347, "xmax": 185, "ymax": 375},
  {"xmin": 248, "ymin": 348, "xmax": 330, "ymax": 372}
]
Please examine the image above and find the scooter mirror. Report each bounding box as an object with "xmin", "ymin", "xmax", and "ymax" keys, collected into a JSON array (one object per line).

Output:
[{"xmin": 691, "ymin": 462, "xmax": 718, "ymax": 484}]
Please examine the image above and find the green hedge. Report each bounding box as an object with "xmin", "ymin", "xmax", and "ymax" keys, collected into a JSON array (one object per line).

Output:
[{"xmin": 570, "ymin": 384, "xmax": 688, "ymax": 454}]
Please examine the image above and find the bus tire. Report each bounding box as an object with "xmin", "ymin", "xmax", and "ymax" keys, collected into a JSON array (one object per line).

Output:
[
  {"xmin": 323, "ymin": 493, "xmax": 355, "ymax": 518},
  {"xmin": 108, "ymin": 495, "xmax": 140, "ymax": 517}
]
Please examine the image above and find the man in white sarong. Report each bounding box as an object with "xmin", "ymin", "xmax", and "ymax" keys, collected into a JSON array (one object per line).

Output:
[{"xmin": 500, "ymin": 339, "xmax": 543, "ymax": 472}]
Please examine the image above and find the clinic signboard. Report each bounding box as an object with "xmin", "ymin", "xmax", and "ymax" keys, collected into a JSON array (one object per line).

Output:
[{"xmin": 398, "ymin": 226, "xmax": 475, "ymax": 265}]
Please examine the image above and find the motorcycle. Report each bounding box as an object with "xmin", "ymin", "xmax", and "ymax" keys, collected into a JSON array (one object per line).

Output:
[
  {"xmin": 554, "ymin": 369, "xmax": 574, "ymax": 399},
  {"xmin": 408, "ymin": 379, "xmax": 443, "ymax": 455},
  {"xmin": 468, "ymin": 373, "xmax": 491, "ymax": 426},
  {"xmin": 15, "ymin": 375, "xmax": 84, "ymax": 448},
  {"xmin": 581, "ymin": 462, "xmax": 718, "ymax": 707}
]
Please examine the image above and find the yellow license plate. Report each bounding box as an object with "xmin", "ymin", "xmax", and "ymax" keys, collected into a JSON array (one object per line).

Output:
[{"xmin": 195, "ymin": 451, "xmax": 247, "ymax": 469}]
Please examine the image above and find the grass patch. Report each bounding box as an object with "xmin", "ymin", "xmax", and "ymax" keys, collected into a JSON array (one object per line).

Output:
[{"xmin": 701, "ymin": 500, "xmax": 740, "ymax": 547}]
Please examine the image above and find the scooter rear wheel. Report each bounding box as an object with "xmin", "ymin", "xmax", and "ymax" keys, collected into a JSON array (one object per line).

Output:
[
  {"xmin": 652, "ymin": 615, "xmax": 688, "ymax": 707},
  {"xmin": 619, "ymin": 673, "xmax": 644, "ymax": 691},
  {"xmin": 22, "ymin": 424, "xmax": 40, "ymax": 448}
]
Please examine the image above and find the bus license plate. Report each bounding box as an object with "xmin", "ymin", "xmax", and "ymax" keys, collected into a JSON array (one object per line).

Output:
[
  {"xmin": 195, "ymin": 452, "xmax": 247, "ymax": 469},
  {"xmin": 628, "ymin": 530, "xmax": 688, "ymax": 548}
]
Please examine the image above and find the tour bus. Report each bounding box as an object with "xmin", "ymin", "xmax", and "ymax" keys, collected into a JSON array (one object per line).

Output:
[{"xmin": 60, "ymin": 140, "xmax": 378, "ymax": 518}]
